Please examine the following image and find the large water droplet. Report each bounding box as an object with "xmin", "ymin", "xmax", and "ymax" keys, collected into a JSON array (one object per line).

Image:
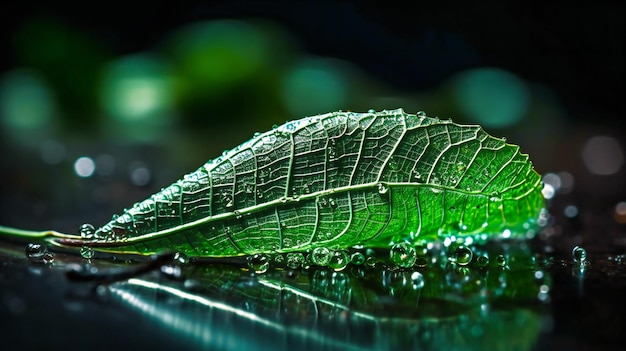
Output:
[
  {"xmin": 572, "ymin": 246, "xmax": 587, "ymax": 263},
  {"xmin": 286, "ymin": 253, "xmax": 304, "ymax": 269},
  {"xmin": 390, "ymin": 242, "xmax": 417, "ymax": 268},
  {"xmin": 328, "ymin": 250, "xmax": 350, "ymax": 271},
  {"xmin": 25, "ymin": 243, "xmax": 47, "ymax": 262},
  {"xmin": 450, "ymin": 245, "xmax": 473, "ymax": 266},
  {"xmin": 311, "ymin": 247, "xmax": 331, "ymax": 266},
  {"xmin": 80, "ymin": 246, "xmax": 95, "ymax": 259},
  {"xmin": 247, "ymin": 254, "xmax": 270, "ymax": 273},
  {"xmin": 79, "ymin": 223, "xmax": 95, "ymax": 240}
]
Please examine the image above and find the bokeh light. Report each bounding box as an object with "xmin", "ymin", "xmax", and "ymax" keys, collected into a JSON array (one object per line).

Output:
[
  {"xmin": 39, "ymin": 140, "xmax": 66, "ymax": 165},
  {"xmin": 0, "ymin": 69, "xmax": 57, "ymax": 144},
  {"xmin": 100, "ymin": 54, "xmax": 175, "ymax": 141},
  {"xmin": 74, "ymin": 156, "xmax": 96, "ymax": 178},
  {"xmin": 282, "ymin": 58, "xmax": 349, "ymax": 116},
  {"xmin": 450, "ymin": 67, "xmax": 529, "ymax": 128},
  {"xmin": 581, "ymin": 136, "xmax": 623, "ymax": 175},
  {"xmin": 167, "ymin": 20, "xmax": 273, "ymax": 92},
  {"xmin": 129, "ymin": 161, "xmax": 151, "ymax": 187}
]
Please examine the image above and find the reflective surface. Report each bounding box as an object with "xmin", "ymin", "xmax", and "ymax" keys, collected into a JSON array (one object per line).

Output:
[{"xmin": 0, "ymin": 239, "xmax": 553, "ymax": 350}]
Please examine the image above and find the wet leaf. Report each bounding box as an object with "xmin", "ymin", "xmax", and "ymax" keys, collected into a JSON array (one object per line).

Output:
[{"xmin": 2, "ymin": 109, "xmax": 545, "ymax": 257}]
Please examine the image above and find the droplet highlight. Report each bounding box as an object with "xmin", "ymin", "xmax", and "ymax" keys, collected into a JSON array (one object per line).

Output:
[{"xmin": 390, "ymin": 242, "xmax": 417, "ymax": 268}]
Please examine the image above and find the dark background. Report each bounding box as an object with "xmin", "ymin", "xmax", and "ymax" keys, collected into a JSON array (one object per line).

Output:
[
  {"xmin": 0, "ymin": 2, "xmax": 625, "ymax": 350},
  {"xmin": 0, "ymin": 1, "xmax": 623, "ymax": 246}
]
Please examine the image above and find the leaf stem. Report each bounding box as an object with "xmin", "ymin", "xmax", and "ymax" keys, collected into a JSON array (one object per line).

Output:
[{"xmin": 0, "ymin": 225, "xmax": 78, "ymax": 241}]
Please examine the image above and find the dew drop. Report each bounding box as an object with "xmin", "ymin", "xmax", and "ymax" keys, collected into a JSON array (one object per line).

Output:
[
  {"xmin": 450, "ymin": 245, "xmax": 473, "ymax": 266},
  {"xmin": 411, "ymin": 271, "xmax": 425, "ymax": 290},
  {"xmin": 329, "ymin": 198, "xmax": 337, "ymax": 208},
  {"xmin": 416, "ymin": 111, "xmax": 427, "ymax": 118},
  {"xmin": 25, "ymin": 243, "xmax": 47, "ymax": 262},
  {"xmin": 95, "ymin": 227, "xmax": 113, "ymax": 240},
  {"xmin": 273, "ymin": 254, "xmax": 285, "ymax": 268},
  {"xmin": 572, "ymin": 246, "xmax": 587, "ymax": 263},
  {"xmin": 80, "ymin": 246, "xmax": 94, "ymax": 259},
  {"xmin": 377, "ymin": 183, "xmax": 389, "ymax": 195},
  {"xmin": 311, "ymin": 247, "xmax": 332, "ymax": 266},
  {"xmin": 285, "ymin": 252, "xmax": 304, "ymax": 269},
  {"xmin": 247, "ymin": 254, "xmax": 270, "ymax": 273},
  {"xmin": 495, "ymin": 254, "xmax": 507, "ymax": 267},
  {"xmin": 350, "ymin": 252, "xmax": 366, "ymax": 265},
  {"xmin": 42, "ymin": 252, "xmax": 55, "ymax": 263},
  {"xmin": 328, "ymin": 250, "xmax": 350, "ymax": 271},
  {"xmin": 414, "ymin": 244, "xmax": 429, "ymax": 267},
  {"xmin": 390, "ymin": 242, "xmax": 417, "ymax": 268},
  {"xmin": 475, "ymin": 255, "xmax": 490, "ymax": 267},
  {"xmin": 79, "ymin": 223, "xmax": 96, "ymax": 240},
  {"xmin": 173, "ymin": 252, "xmax": 189, "ymax": 265}
]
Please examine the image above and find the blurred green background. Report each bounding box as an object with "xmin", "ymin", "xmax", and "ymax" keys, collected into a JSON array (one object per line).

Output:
[{"xmin": 0, "ymin": 1, "xmax": 624, "ymax": 241}]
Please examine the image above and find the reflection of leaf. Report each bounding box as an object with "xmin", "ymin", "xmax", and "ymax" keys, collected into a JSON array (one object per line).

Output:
[
  {"xmin": 1, "ymin": 108, "xmax": 544, "ymax": 258},
  {"xmin": 105, "ymin": 242, "xmax": 547, "ymax": 350}
]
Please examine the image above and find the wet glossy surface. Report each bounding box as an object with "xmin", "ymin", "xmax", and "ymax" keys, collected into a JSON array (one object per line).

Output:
[{"xmin": 2, "ymin": 231, "xmax": 625, "ymax": 350}]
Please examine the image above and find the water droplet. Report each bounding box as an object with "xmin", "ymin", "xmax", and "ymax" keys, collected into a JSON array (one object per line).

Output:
[
  {"xmin": 368, "ymin": 109, "xmax": 375, "ymax": 113},
  {"xmin": 328, "ymin": 250, "xmax": 350, "ymax": 271},
  {"xmin": 572, "ymin": 246, "xmax": 587, "ymax": 263},
  {"xmin": 95, "ymin": 227, "xmax": 113, "ymax": 240},
  {"xmin": 285, "ymin": 252, "xmax": 304, "ymax": 269},
  {"xmin": 495, "ymin": 254, "xmax": 507, "ymax": 267},
  {"xmin": 450, "ymin": 245, "xmax": 473, "ymax": 266},
  {"xmin": 273, "ymin": 254, "xmax": 285, "ymax": 268},
  {"xmin": 247, "ymin": 254, "xmax": 270, "ymax": 273},
  {"xmin": 329, "ymin": 198, "xmax": 337, "ymax": 208},
  {"xmin": 377, "ymin": 183, "xmax": 389, "ymax": 195},
  {"xmin": 221, "ymin": 193, "xmax": 234, "ymax": 208},
  {"xmin": 411, "ymin": 271, "xmax": 425, "ymax": 289},
  {"xmin": 311, "ymin": 247, "xmax": 331, "ymax": 266},
  {"xmin": 173, "ymin": 252, "xmax": 189, "ymax": 265},
  {"xmin": 79, "ymin": 223, "xmax": 95, "ymax": 239},
  {"xmin": 475, "ymin": 255, "xmax": 489, "ymax": 267},
  {"xmin": 25, "ymin": 243, "xmax": 47, "ymax": 262},
  {"xmin": 414, "ymin": 245, "xmax": 429, "ymax": 267},
  {"xmin": 416, "ymin": 111, "xmax": 427, "ymax": 118},
  {"xmin": 350, "ymin": 252, "xmax": 366, "ymax": 265},
  {"xmin": 390, "ymin": 242, "xmax": 417, "ymax": 268},
  {"xmin": 253, "ymin": 132, "xmax": 261, "ymax": 138},
  {"xmin": 80, "ymin": 246, "xmax": 94, "ymax": 259},
  {"xmin": 42, "ymin": 252, "xmax": 55, "ymax": 263}
]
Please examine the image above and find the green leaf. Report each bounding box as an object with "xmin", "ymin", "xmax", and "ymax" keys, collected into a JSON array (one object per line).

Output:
[{"xmin": 2, "ymin": 108, "xmax": 545, "ymax": 257}]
